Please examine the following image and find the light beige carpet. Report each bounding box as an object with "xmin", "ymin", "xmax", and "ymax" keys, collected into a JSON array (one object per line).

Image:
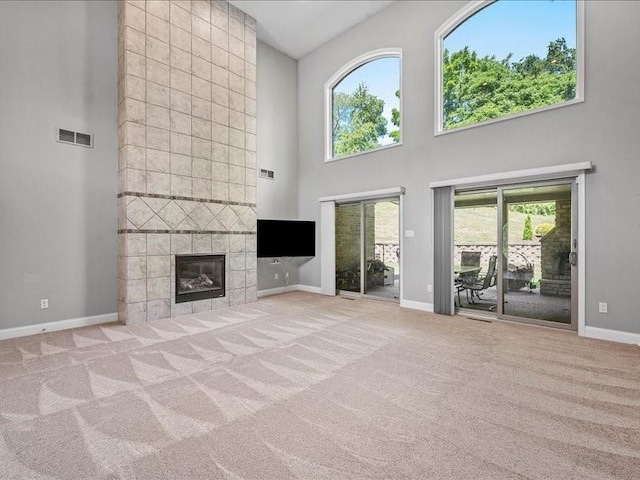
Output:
[{"xmin": 1, "ymin": 291, "xmax": 639, "ymax": 479}]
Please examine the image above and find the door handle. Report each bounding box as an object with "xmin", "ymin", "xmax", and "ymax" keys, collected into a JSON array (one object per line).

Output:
[{"xmin": 569, "ymin": 251, "xmax": 577, "ymax": 266}]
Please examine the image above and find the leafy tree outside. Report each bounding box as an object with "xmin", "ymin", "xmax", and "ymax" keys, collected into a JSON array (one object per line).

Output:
[
  {"xmin": 522, "ymin": 215, "xmax": 533, "ymax": 241},
  {"xmin": 510, "ymin": 202, "xmax": 556, "ymax": 216},
  {"xmin": 443, "ymin": 38, "xmax": 577, "ymax": 130},
  {"xmin": 390, "ymin": 90, "xmax": 401, "ymax": 143},
  {"xmin": 333, "ymin": 83, "xmax": 388, "ymax": 158}
]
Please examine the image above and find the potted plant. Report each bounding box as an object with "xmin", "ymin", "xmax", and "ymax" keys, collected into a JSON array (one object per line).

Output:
[
  {"xmin": 367, "ymin": 259, "xmax": 393, "ymax": 286},
  {"xmin": 507, "ymin": 252, "xmax": 534, "ymax": 291}
]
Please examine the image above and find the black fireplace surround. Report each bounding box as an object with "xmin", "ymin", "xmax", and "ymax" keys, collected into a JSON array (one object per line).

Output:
[{"xmin": 175, "ymin": 254, "xmax": 225, "ymax": 303}]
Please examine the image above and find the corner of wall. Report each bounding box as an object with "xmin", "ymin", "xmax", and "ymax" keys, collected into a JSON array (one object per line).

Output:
[{"xmin": 256, "ymin": 40, "xmax": 302, "ymax": 292}]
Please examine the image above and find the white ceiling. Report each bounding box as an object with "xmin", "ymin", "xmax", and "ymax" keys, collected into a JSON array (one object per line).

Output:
[{"xmin": 228, "ymin": 1, "xmax": 396, "ymax": 59}]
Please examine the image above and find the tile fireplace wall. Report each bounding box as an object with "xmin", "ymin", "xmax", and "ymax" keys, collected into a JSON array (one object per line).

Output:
[{"xmin": 117, "ymin": 0, "xmax": 257, "ymax": 324}]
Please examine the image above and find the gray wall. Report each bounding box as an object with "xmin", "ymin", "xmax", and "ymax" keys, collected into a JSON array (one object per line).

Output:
[
  {"xmin": 256, "ymin": 41, "xmax": 302, "ymax": 290},
  {"xmin": 297, "ymin": 1, "xmax": 640, "ymax": 333},
  {"xmin": 0, "ymin": 1, "xmax": 118, "ymax": 329}
]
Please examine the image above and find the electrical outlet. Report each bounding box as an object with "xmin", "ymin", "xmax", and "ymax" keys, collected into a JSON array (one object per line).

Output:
[
  {"xmin": 274, "ymin": 273, "xmax": 278, "ymax": 280},
  {"xmin": 285, "ymin": 272, "xmax": 289, "ymax": 279},
  {"xmin": 598, "ymin": 302, "xmax": 608, "ymax": 314},
  {"xmin": 40, "ymin": 299, "xmax": 49, "ymax": 310},
  {"xmin": 427, "ymin": 284, "xmax": 432, "ymax": 293}
]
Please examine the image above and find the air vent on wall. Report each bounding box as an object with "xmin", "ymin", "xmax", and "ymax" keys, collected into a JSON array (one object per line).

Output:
[
  {"xmin": 259, "ymin": 168, "xmax": 275, "ymax": 180},
  {"xmin": 56, "ymin": 128, "xmax": 94, "ymax": 148},
  {"xmin": 58, "ymin": 129, "xmax": 75, "ymax": 143}
]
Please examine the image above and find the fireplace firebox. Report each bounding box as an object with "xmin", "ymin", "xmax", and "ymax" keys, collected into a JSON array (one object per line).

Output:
[{"xmin": 175, "ymin": 254, "xmax": 225, "ymax": 303}]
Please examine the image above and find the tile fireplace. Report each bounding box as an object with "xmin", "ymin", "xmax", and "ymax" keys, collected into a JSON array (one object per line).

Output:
[{"xmin": 117, "ymin": 0, "xmax": 258, "ymax": 324}]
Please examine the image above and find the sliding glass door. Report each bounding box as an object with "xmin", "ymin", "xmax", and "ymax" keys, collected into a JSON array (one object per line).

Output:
[
  {"xmin": 335, "ymin": 198, "xmax": 400, "ymax": 301},
  {"xmin": 453, "ymin": 189, "xmax": 498, "ymax": 313},
  {"xmin": 498, "ymin": 182, "xmax": 576, "ymax": 328},
  {"xmin": 335, "ymin": 202, "xmax": 361, "ymax": 293},
  {"xmin": 454, "ymin": 180, "xmax": 577, "ymax": 329}
]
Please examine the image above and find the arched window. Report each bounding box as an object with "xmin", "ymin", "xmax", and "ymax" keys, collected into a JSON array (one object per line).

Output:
[
  {"xmin": 435, "ymin": 0, "xmax": 584, "ymax": 134},
  {"xmin": 325, "ymin": 49, "xmax": 402, "ymax": 161}
]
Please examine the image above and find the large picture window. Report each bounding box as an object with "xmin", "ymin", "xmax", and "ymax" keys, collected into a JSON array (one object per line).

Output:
[
  {"xmin": 435, "ymin": 0, "xmax": 584, "ymax": 134},
  {"xmin": 325, "ymin": 49, "xmax": 402, "ymax": 161}
]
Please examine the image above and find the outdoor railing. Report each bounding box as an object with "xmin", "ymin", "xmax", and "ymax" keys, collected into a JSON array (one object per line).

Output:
[{"xmin": 375, "ymin": 243, "xmax": 399, "ymax": 265}]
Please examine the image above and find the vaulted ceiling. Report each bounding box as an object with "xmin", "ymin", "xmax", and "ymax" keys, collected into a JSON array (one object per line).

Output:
[{"xmin": 228, "ymin": 1, "xmax": 396, "ymax": 59}]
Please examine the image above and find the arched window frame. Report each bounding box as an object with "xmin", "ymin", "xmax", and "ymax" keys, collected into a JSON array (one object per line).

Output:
[
  {"xmin": 324, "ymin": 48, "xmax": 403, "ymax": 162},
  {"xmin": 434, "ymin": 0, "xmax": 585, "ymax": 135}
]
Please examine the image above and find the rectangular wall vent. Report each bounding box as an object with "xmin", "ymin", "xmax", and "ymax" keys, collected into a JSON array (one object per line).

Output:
[
  {"xmin": 259, "ymin": 168, "xmax": 275, "ymax": 180},
  {"xmin": 56, "ymin": 128, "xmax": 94, "ymax": 148},
  {"xmin": 75, "ymin": 132, "xmax": 92, "ymax": 146},
  {"xmin": 58, "ymin": 129, "xmax": 75, "ymax": 143}
]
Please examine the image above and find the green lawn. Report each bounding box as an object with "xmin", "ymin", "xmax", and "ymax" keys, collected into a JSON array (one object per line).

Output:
[
  {"xmin": 374, "ymin": 201, "xmax": 400, "ymax": 244},
  {"xmin": 373, "ymin": 201, "xmax": 555, "ymax": 245},
  {"xmin": 455, "ymin": 207, "xmax": 555, "ymax": 244}
]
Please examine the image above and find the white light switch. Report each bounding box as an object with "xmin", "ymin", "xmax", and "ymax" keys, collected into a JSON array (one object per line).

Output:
[{"xmin": 405, "ymin": 230, "xmax": 415, "ymax": 238}]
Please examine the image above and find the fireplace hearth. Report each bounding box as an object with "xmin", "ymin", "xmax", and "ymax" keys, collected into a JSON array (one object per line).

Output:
[{"xmin": 175, "ymin": 255, "xmax": 225, "ymax": 304}]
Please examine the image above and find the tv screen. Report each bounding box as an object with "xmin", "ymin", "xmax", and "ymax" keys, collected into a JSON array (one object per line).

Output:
[{"xmin": 257, "ymin": 220, "xmax": 316, "ymax": 258}]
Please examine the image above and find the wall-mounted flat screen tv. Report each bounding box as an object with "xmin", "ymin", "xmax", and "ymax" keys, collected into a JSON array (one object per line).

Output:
[{"xmin": 257, "ymin": 220, "xmax": 316, "ymax": 258}]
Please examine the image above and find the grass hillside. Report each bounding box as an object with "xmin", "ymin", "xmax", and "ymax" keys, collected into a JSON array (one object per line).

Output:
[
  {"xmin": 371, "ymin": 203, "xmax": 556, "ymax": 246},
  {"xmin": 455, "ymin": 207, "xmax": 555, "ymax": 244},
  {"xmin": 374, "ymin": 201, "xmax": 400, "ymax": 243}
]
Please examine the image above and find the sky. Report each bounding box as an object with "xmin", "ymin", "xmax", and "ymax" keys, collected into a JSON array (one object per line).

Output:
[
  {"xmin": 333, "ymin": 0, "xmax": 577, "ymax": 145},
  {"xmin": 445, "ymin": 0, "xmax": 577, "ymax": 61}
]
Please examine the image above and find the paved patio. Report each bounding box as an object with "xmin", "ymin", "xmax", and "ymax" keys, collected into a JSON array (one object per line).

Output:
[
  {"xmin": 457, "ymin": 285, "xmax": 571, "ymax": 324},
  {"xmin": 365, "ymin": 274, "xmax": 400, "ymax": 300}
]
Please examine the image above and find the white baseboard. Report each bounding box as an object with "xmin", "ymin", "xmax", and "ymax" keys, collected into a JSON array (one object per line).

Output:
[
  {"xmin": 295, "ymin": 284, "xmax": 323, "ymax": 294},
  {"xmin": 400, "ymin": 299, "xmax": 434, "ymax": 312},
  {"xmin": 258, "ymin": 287, "xmax": 434, "ymax": 311},
  {"xmin": 582, "ymin": 326, "xmax": 640, "ymax": 345},
  {"xmin": 257, "ymin": 284, "xmax": 323, "ymax": 298},
  {"xmin": 0, "ymin": 312, "xmax": 118, "ymax": 341},
  {"xmin": 257, "ymin": 286, "xmax": 289, "ymax": 298}
]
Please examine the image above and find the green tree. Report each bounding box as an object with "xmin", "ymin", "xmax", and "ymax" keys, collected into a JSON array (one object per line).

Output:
[
  {"xmin": 333, "ymin": 83, "xmax": 387, "ymax": 157},
  {"xmin": 443, "ymin": 38, "xmax": 577, "ymax": 129},
  {"xmin": 544, "ymin": 38, "xmax": 576, "ymax": 74},
  {"xmin": 523, "ymin": 215, "xmax": 533, "ymax": 241},
  {"xmin": 510, "ymin": 202, "xmax": 556, "ymax": 216},
  {"xmin": 390, "ymin": 89, "xmax": 401, "ymax": 143}
]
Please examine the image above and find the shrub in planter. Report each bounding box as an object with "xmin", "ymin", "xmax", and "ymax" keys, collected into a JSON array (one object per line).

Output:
[{"xmin": 535, "ymin": 223, "xmax": 555, "ymax": 237}]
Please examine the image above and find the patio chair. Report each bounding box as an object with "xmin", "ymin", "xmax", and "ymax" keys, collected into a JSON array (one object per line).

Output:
[
  {"xmin": 461, "ymin": 255, "xmax": 497, "ymax": 305},
  {"xmin": 455, "ymin": 251, "xmax": 482, "ymax": 306},
  {"xmin": 461, "ymin": 251, "xmax": 481, "ymax": 269},
  {"xmin": 456, "ymin": 268, "xmax": 480, "ymax": 306}
]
